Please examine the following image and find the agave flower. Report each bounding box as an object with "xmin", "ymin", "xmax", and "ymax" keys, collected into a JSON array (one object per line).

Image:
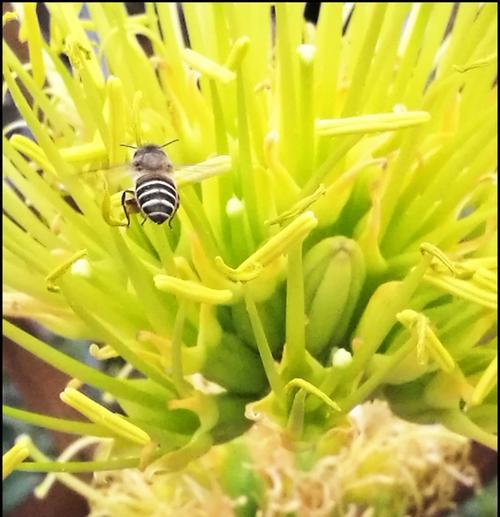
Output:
[
  {"xmin": 2, "ymin": 2, "xmax": 497, "ymax": 513},
  {"xmin": 86, "ymin": 401, "xmax": 480, "ymax": 517}
]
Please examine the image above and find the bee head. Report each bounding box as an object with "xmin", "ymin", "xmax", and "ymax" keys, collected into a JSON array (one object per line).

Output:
[{"xmin": 132, "ymin": 145, "xmax": 173, "ymax": 173}]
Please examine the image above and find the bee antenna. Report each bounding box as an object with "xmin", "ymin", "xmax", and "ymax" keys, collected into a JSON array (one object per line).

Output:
[
  {"xmin": 160, "ymin": 139, "xmax": 179, "ymax": 148},
  {"xmin": 120, "ymin": 144, "xmax": 137, "ymax": 150}
]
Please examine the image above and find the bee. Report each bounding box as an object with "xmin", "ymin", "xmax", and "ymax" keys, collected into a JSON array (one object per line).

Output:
[{"xmin": 120, "ymin": 140, "xmax": 180, "ymax": 228}]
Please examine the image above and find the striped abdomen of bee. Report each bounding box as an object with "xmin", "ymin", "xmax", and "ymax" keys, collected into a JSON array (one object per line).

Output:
[{"xmin": 135, "ymin": 173, "xmax": 179, "ymax": 226}]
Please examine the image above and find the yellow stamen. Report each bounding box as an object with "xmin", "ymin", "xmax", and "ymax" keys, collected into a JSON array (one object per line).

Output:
[
  {"xmin": 154, "ymin": 275, "xmax": 233, "ymax": 304},
  {"xmin": 22, "ymin": 4, "xmax": 45, "ymax": 87},
  {"xmin": 285, "ymin": 378, "xmax": 341, "ymax": 412},
  {"xmin": 397, "ymin": 310, "xmax": 455, "ymax": 373},
  {"xmin": 215, "ymin": 256, "xmax": 263, "ymax": 282},
  {"xmin": 316, "ymin": 111, "xmax": 430, "ymax": 137},
  {"xmin": 66, "ymin": 378, "xmax": 82, "ymax": 389},
  {"xmin": 470, "ymin": 356, "xmax": 497, "ymax": 406},
  {"xmin": 424, "ymin": 274, "xmax": 497, "ymax": 311},
  {"xmin": 89, "ymin": 344, "xmax": 119, "ymax": 360},
  {"xmin": 225, "ymin": 37, "xmax": 250, "ymax": 70},
  {"xmin": 183, "ymin": 48, "xmax": 235, "ymax": 83},
  {"xmin": 60, "ymin": 388, "xmax": 150, "ymax": 446},
  {"xmin": 420, "ymin": 243, "xmax": 457, "ymax": 276},
  {"xmin": 238, "ymin": 211, "xmax": 317, "ymax": 273},
  {"xmin": 3, "ymin": 442, "xmax": 30, "ymax": 480},
  {"xmin": 265, "ymin": 185, "xmax": 326, "ymax": 226},
  {"xmin": 175, "ymin": 155, "xmax": 232, "ymax": 187}
]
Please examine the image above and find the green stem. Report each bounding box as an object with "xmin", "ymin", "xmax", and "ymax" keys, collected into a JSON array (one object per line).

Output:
[
  {"xmin": 61, "ymin": 285, "xmax": 178, "ymax": 394},
  {"xmin": 3, "ymin": 139, "xmax": 99, "ymax": 253},
  {"xmin": 3, "ymin": 43, "xmax": 73, "ymax": 140},
  {"xmin": 235, "ymin": 65, "xmax": 263, "ymax": 244},
  {"xmin": 244, "ymin": 286, "xmax": 283, "ymax": 397},
  {"xmin": 171, "ymin": 300, "xmax": 187, "ymax": 392},
  {"xmin": 110, "ymin": 230, "xmax": 174, "ymax": 335},
  {"xmin": 143, "ymin": 223, "xmax": 177, "ymax": 274},
  {"xmin": 346, "ymin": 255, "xmax": 432, "ymax": 380},
  {"xmin": 3, "ymin": 319, "xmax": 164, "ymax": 408},
  {"xmin": 284, "ymin": 241, "xmax": 306, "ymax": 377},
  {"xmin": 3, "ymin": 54, "xmax": 112, "ymax": 247},
  {"xmin": 15, "ymin": 458, "xmax": 141, "ymax": 473},
  {"xmin": 3, "ymin": 405, "xmax": 112, "ymax": 437},
  {"xmin": 339, "ymin": 337, "xmax": 416, "ymax": 411},
  {"xmin": 3, "ymin": 216, "xmax": 55, "ymax": 275},
  {"xmin": 226, "ymin": 196, "xmax": 255, "ymax": 265},
  {"xmin": 341, "ymin": 3, "xmax": 387, "ymax": 116},
  {"xmin": 2, "ymin": 184, "xmax": 63, "ymax": 250},
  {"xmin": 180, "ymin": 187, "xmax": 220, "ymax": 259},
  {"xmin": 388, "ymin": 3, "xmax": 433, "ymax": 107},
  {"xmin": 439, "ymin": 409, "xmax": 498, "ymax": 451},
  {"xmin": 275, "ymin": 3, "xmax": 299, "ymax": 178},
  {"xmin": 302, "ymin": 135, "xmax": 361, "ymax": 196},
  {"xmin": 206, "ymin": 79, "xmax": 231, "ymax": 251},
  {"xmin": 296, "ymin": 44, "xmax": 315, "ymax": 185},
  {"xmin": 287, "ymin": 389, "xmax": 306, "ymax": 439},
  {"xmin": 314, "ymin": 3, "xmax": 342, "ymax": 119}
]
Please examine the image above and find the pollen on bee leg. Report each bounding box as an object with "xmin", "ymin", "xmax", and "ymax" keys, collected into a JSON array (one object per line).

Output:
[{"xmin": 125, "ymin": 197, "xmax": 141, "ymax": 212}]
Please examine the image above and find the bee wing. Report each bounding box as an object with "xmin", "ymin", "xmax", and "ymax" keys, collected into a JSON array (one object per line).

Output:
[
  {"xmin": 79, "ymin": 163, "xmax": 133, "ymax": 191},
  {"xmin": 173, "ymin": 155, "xmax": 231, "ymax": 188}
]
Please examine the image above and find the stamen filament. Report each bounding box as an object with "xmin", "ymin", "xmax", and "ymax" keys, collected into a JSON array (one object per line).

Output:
[
  {"xmin": 3, "ymin": 405, "xmax": 113, "ymax": 437},
  {"xmin": 45, "ymin": 249, "xmax": 88, "ymax": 292}
]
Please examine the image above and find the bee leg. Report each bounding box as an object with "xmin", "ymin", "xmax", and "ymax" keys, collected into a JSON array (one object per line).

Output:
[
  {"xmin": 140, "ymin": 216, "xmax": 148, "ymax": 226},
  {"xmin": 121, "ymin": 190, "xmax": 136, "ymax": 227}
]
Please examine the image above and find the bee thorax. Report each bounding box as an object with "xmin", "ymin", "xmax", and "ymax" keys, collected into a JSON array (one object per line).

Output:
[{"xmin": 132, "ymin": 144, "xmax": 173, "ymax": 173}]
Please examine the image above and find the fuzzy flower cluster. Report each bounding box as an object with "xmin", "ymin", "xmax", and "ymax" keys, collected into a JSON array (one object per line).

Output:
[
  {"xmin": 86, "ymin": 401, "xmax": 479, "ymax": 517},
  {"xmin": 2, "ymin": 2, "xmax": 497, "ymax": 512}
]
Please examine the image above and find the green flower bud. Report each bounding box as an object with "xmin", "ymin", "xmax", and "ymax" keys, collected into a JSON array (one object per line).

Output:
[
  {"xmin": 202, "ymin": 333, "xmax": 268, "ymax": 396},
  {"xmin": 304, "ymin": 237, "xmax": 365, "ymax": 356}
]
